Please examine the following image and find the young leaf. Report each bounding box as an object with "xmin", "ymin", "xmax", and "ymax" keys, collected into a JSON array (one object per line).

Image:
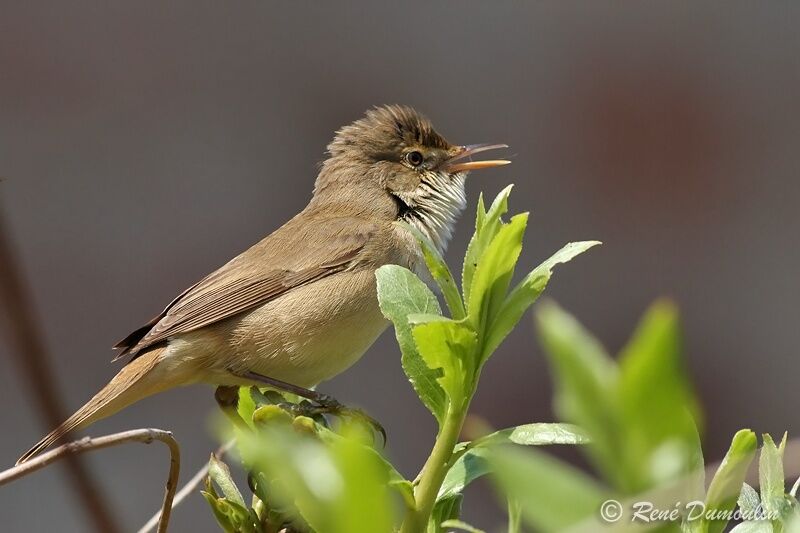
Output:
[
  {"xmin": 737, "ymin": 483, "xmax": 761, "ymax": 515},
  {"xmin": 704, "ymin": 429, "xmax": 758, "ymax": 533},
  {"xmin": 729, "ymin": 522, "xmax": 773, "ymax": 533},
  {"xmin": 440, "ymin": 519, "xmax": 486, "ymax": 533},
  {"xmin": 617, "ymin": 300, "xmax": 704, "ymax": 492},
  {"xmin": 475, "ymin": 193, "xmax": 486, "ymax": 232},
  {"xmin": 250, "ymin": 472, "xmax": 272, "ymax": 512},
  {"xmin": 787, "ymin": 511, "xmax": 800, "ymax": 532},
  {"xmin": 430, "ymin": 495, "xmax": 463, "ymax": 533},
  {"xmin": 507, "ymin": 498, "xmax": 522, "ymax": 533},
  {"xmin": 489, "ymin": 446, "xmax": 608, "ymax": 532},
  {"xmin": 202, "ymin": 494, "xmax": 243, "ymax": 533},
  {"xmin": 400, "ymin": 221, "xmax": 466, "ymax": 320},
  {"xmin": 535, "ymin": 302, "xmax": 624, "ymax": 488},
  {"xmin": 438, "ymin": 447, "xmax": 491, "ymax": 501},
  {"xmin": 483, "ymin": 241, "xmax": 600, "ymax": 358},
  {"xmin": 473, "ymin": 422, "xmax": 590, "ymax": 448},
  {"xmin": 467, "ymin": 213, "xmax": 528, "ymax": 340},
  {"xmin": 410, "ymin": 316, "xmax": 478, "ymax": 403},
  {"xmin": 208, "ymin": 454, "xmax": 246, "ymax": 508},
  {"xmin": 237, "ymin": 425, "xmax": 396, "ymax": 533},
  {"xmin": 438, "ymin": 423, "xmax": 589, "ymax": 502},
  {"xmin": 759, "ymin": 433, "xmax": 787, "ymax": 518},
  {"xmin": 202, "ymin": 478, "xmax": 238, "ymax": 533},
  {"xmin": 316, "ymin": 425, "xmax": 415, "ymax": 510},
  {"xmin": 236, "ymin": 387, "xmax": 257, "ymax": 429},
  {"xmin": 328, "ymin": 430, "xmax": 397, "ymax": 533},
  {"xmin": 202, "ymin": 472, "xmax": 260, "ymax": 533},
  {"xmin": 376, "ymin": 264, "xmax": 447, "ymax": 423},
  {"xmin": 462, "ymin": 185, "xmax": 513, "ymax": 305}
]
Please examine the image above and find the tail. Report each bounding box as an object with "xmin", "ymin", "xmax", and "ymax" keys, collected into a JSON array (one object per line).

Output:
[{"xmin": 17, "ymin": 347, "xmax": 168, "ymax": 465}]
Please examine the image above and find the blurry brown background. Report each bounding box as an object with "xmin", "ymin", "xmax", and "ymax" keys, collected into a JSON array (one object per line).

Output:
[{"xmin": 1, "ymin": 2, "xmax": 798, "ymax": 531}]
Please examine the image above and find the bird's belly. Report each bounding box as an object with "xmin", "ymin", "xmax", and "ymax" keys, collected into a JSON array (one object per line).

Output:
[{"xmin": 214, "ymin": 269, "xmax": 388, "ymax": 388}]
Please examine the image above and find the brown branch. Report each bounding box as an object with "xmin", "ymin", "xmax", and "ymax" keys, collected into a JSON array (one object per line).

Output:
[
  {"xmin": 0, "ymin": 428, "xmax": 180, "ymax": 533},
  {"xmin": 138, "ymin": 438, "xmax": 235, "ymax": 533},
  {"xmin": 0, "ymin": 202, "xmax": 119, "ymax": 530}
]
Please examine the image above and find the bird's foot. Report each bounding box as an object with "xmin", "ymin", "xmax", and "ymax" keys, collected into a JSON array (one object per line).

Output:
[
  {"xmin": 237, "ymin": 371, "xmax": 387, "ymax": 446},
  {"xmin": 291, "ymin": 395, "xmax": 386, "ymax": 447}
]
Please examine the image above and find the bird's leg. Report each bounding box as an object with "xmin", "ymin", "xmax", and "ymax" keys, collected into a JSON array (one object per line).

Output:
[{"xmin": 237, "ymin": 370, "xmax": 386, "ymax": 446}]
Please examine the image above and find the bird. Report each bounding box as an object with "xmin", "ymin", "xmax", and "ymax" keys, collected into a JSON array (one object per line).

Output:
[{"xmin": 17, "ymin": 105, "xmax": 509, "ymax": 464}]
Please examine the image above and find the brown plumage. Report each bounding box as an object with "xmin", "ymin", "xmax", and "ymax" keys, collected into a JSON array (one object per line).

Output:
[
  {"xmin": 18, "ymin": 347, "xmax": 165, "ymax": 464},
  {"xmin": 17, "ymin": 105, "xmax": 509, "ymax": 464}
]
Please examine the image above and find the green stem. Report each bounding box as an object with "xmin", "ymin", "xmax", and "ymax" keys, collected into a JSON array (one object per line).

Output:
[{"xmin": 401, "ymin": 400, "xmax": 469, "ymax": 533}]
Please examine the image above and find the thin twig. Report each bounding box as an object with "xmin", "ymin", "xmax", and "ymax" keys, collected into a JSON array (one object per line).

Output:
[
  {"xmin": 0, "ymin": 203, "xmax": 118, "ymax": 531},
  {"xmin": 0, "ymin": 429, "xmax": 180, "ymax": 533},
  {"xmin": 138, "ymin": 438, "xmax": 235, "ymax": 533}
]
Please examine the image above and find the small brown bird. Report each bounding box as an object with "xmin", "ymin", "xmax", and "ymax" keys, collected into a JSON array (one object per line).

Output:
[{"xmin": 18, "ymin": 105, "xmax": 509, "ymax": 464}]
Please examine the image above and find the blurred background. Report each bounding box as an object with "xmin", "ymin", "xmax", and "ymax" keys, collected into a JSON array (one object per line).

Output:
[{"xmin": 1, "ymin": 2, "xmax": 798, "ymax": 531}]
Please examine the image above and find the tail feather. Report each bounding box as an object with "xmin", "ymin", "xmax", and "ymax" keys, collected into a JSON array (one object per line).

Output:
[{"xmin": 17, "ymin": 348, "xmax": 166, "ymax": 465}]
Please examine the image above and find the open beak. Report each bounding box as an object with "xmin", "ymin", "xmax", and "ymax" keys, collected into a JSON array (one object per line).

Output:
[{"xmin": 442, "ymin": 143, "xmax": 511, "ymax": 173}]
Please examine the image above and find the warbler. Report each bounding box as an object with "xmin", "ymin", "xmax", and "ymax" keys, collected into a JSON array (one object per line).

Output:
[{"xmin": 18, "ymin": 105, "xmax": 509, "ymax": 463}]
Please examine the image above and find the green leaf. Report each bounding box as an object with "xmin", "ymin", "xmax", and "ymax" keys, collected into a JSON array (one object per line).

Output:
[
  {"xmin": 250, "ymin": 472, "xmax": 272, "ymax": 511},
  {"xmin": 440, "ymin": 519, "xmax": 486, "ymax": 533},
  {"xmin": 376, "ymin": 264, "xmax": 447, "ymax": 423},
  {"xmin": 738, "ymin": 483, "xmax": 761, "ymax": 515},
  {"xmin": 474, "ymin": 422, "xmax": 590, "ymax": 448},
  {"xmin": 489, "ymin": 446, "xmax": 608, "ymax": 532},
  {"xmin": 411, "ymin": 316, "xmax": 478, "ymax": 403},
  {"xmin": 467, "ymin": 213, "xmax": 528, "ymax": 344},
  {"xmin": 202, "ymin": 493, "xmax": 237, "ymax": 533},
  {"xmin": 617, "ymin": 300, "xmax": 704, "ymax": 493},
  {"xmin": 484, "ymin": 240, "xmax": 600, "ymax": 358},
  {"xmin": 462, "ymin": 185, "xmax": 513, "ymax": 305},
  {"xmin": 391, "ymin": 477, "xmax": 416, "ymax": 512},
  {"xmin": 791, "ymin": 476, "xmax": 800, "ymax": 498},
  {"xmin": 475, "ymin": 193, "xmax": 486, "ymax": 232},
  {"xmin": 535, "ymin": 302, "xmax": 624, "ymax": 488},
  {"xmin": 439, "ymin": 424, "xmax": 589, "ymax": 502},
  {"xmin": 430, "ymin": 495, "xmax": 463, "ymax": 533},
  {"xmin": 729, "ymin": 522, "xmax": 773, "ymax": 533},
  {"xmin": 236, "ymin": 387, "xmax": 257, "ymax": 428},
  {"xmin": 704, "ymin": 429, "xmax": 758, "ymax": 533},
  {"xmin": 786, "ymin": 511, "xmax": 800, "ymax": 533},
  {"xmin": 507, "ymin": 498, "xmax": 522, "ymax": 533},
  {"xmin": 759, "ymin": 433, "xmax": 788, "ymax": 518},
  {"xmin": 237, "ymin": 426, "xmax": 396, "ymax": 533},
  {"xmin": 202, "ymin": 478, "xmax": 239, "ymax": 533},
  {"xmin": 328, "ymin": 430, "xmax": 397, "ymax": 533},
  {"xmin": 208, "ymin": 454, "xmax": 246, "ymax": 508},
  {"xmin": 438, "ymin": 447, "xmax": 491, "ymax": 501},
  {"xmin": 400, "ymin": 221, "xmax": 466, "ymax": 320},
  {"xmin": 316, "ymin": 425, "xmax": 415, "ymax": 510},
  {"xmin": 202, "ymin": 472, "xmax": 259, "ymax": 533}
]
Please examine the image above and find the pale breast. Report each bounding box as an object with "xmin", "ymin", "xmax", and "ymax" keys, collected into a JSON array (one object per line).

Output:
[
  {"xmin": 213, "ymin": 268, "xmax": 388, "ymax": 388},
  {"xmin": 160, "ymin": 222, "xmax": 423, "ymax": 390}
]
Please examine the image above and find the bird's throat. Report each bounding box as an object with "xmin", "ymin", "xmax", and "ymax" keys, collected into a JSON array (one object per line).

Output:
[{"xmin": 395, "ymin": 172, "xmax": 467, "ymax": 254}]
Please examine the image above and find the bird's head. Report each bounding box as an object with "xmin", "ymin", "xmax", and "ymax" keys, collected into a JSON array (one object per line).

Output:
[{"xmin": 313, "ymin": 105, "xmax": 509, "ymax": 252}]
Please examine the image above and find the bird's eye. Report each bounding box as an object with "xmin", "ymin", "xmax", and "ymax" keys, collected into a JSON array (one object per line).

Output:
[{"xmin": 405, "ymin": 151, "xmax": 424, "ymax": 167}]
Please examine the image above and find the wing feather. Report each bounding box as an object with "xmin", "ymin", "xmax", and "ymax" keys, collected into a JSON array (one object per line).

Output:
[{"xmin": 113, "ymin": 216, "xmax": 376, "ymax": 361}]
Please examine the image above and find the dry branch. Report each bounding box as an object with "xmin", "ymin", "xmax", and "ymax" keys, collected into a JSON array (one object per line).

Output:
[
  {"xmin": 138, "ymin": 438, "xmax": 235, "ymax": 533},
  {"xmin": 0, "ymin": 429, "xmax": 180, "ymax": 533}
]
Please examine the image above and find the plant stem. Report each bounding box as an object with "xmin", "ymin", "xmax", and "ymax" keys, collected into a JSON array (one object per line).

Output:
[{"xmin": 401, "ymin": 400, "xmax": 469, "ymax": 533}]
